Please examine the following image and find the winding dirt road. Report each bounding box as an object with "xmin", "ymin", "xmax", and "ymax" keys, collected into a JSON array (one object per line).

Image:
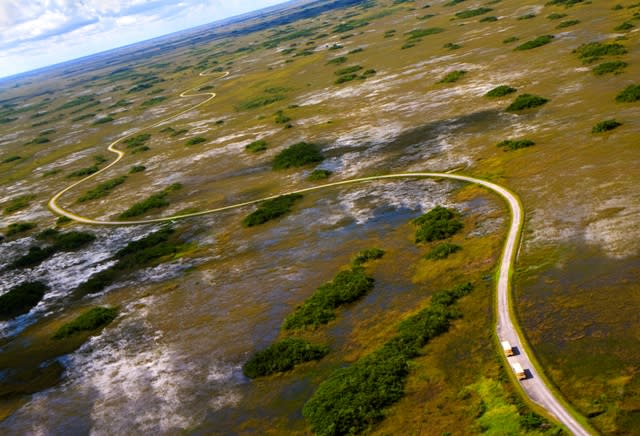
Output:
[{"xmin": 47, "ymin": 71, "xmax": 591, "ymax": 435}]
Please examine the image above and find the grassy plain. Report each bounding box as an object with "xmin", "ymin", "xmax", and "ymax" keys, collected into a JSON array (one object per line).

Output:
[{"xmin": 0, "ymin": 0, "xmax": 638, "ymax": 433}]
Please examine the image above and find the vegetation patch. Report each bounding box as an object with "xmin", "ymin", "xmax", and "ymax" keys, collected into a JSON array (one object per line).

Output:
[
  {"xmin": 573, "ymin": 42, "xmax": 627, "ymax": 64},
  {"xmin": 243, "ymin": 194, "xmax": 303, "ymax": 227},
  {"xmin": 455, "ymin": 7, "xmax": 492, "ymax": 19},
  {"xmin": 5, "ymin": 221, "xmax": 36, "ymax": 236},
  {"xmin": 480, "ymin": 16, "xmax": 498, "ymax": 22},
  {"xmin": 283, "ymin": 267, "xmax": 375, "ymax": 330},
  {"xmin": 129, "ymin": 165, "xmax": 146, "ymax": 173},
  {"xmin": 236, "ymin": 94, "xmax": 286, "ymax": 111},
  {"xmin": 405, "ymin": 27, "xmax": 444, "ymax": 40},
  {"xmin": 123, "ymin": 134, "xmax": 151, "ymax": 149},
  {"xmin": 53, "ymin": 307, "xmax": 118, "ymax": 339},
  {"xmin": 308, "ymin": 169, "xmax": 332, "ymax": 181},
  {"xmin": 303, "ymin": 283, "xmax": 473, "ymax": 435},
  {"xmin": 4, "ymin": 194, "xmax": 36, "ymax": 214},
  {"xmin": 245, "ymin": 139, "xmax": 268, "ymax": 153},
  {"xmin": 438, "ymin": 70, "xmax": 467, "ymax": 83},
  {"xmin": 497, "ymin": 139, "xmax": 536, "ymax": 151},
  {"xmin": 547, "ymin": 13, "xmax": 567, "ymax": 20},
  {"xmin": 2, "ymin": 155, "xmax": 21, "ymax": 164},
  {"xmin": 615, "ymin": 84, "xmax": 640, "ymax": 102},
  {"xmin": 75, "ymin": 227, "xmax": 181, "ymax": 296},
  {"xmin": 11, "ymin": 230, "xmax": 95, "ymax": 269},
  {"xmin": 118, "ymin": 183, "xmax": 182, "ymax": 219},
  {"xmin": 141, "ymin": 96, "xmax": 167, "ymax": 107},
  {"xmin": 506, "ymin": 94, "xmax": 549, "ymax": 111},
  {"xmin": 93, "ymin": 115, "xmax": 114, "ymax": 125},
  {"xmin": 503, "ymin": 36, "xmax": 519, "ymax": 44},
  {"xmin": 514, "ymin": 35, "xmax": 554, "ymax": 51},
  {"xmin": 185, "ymin": 136, "xmax": 207, "ymax": 146},
  {"xmin": 444, "ymin": 42, "xmax": 462, "ymax": 49},
  {"xmin": 592, "ymin": 60, "xmax": 627, "ymax": 75},
  {"xmin": 426, "ymin": 242, "xmax": 462, "ymax": 260},
  {"xmin": 486, "ymin": 85, "xmax": 517, "ymax": 97},
  {"xmin": 517, "ymin": 13, "xmax": 536, "ymax": 20},
  {"xmin": 78, "ymin": 176, "xmax": 127, "ymax": 202},
  {"xmin": 274, "ymin": 110, "xmax": 291, "ymax": 124},
  {"xmin": 592, "ymin": 120, "xmax": 622, "ymax": 133},
  {"xmin": 352, "ymin": 248, "xmax": 385, "ymax": 267},
  {"xmin": 0, "ymin": 281, "xmax": 48, "ymax": 320},
  {"xmin": 273, "ymin": 142, "xmax": 324, "ymax": 170},
  {"xmin": 243, "ymin": 338, "xmax": 329, "ymax": 378},
  {"xmin": 67, "ymin": 165, "xmax": 99, "ymax": 178},
  {"xmin": 326, "ymin": 56, "xmax": 347, "ymax": 65},
  {"xmin": 614, "ymin": 22, "xmax": 635, "ymax": 31},
  {"xmin": 556, "ymin": 19, "xmax": 580, "ymax": 28},
  {"xmin": 413, "ymin": 206, "xmax": 463, "ymax": 244}
]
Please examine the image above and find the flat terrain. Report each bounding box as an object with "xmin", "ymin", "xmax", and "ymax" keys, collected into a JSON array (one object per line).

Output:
[{"xmin": 0, "ymin": 0, "xmax": 638, "ymax": 434}]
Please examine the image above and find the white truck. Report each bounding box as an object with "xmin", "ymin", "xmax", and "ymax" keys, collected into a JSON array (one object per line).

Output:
[
  {"xmin": 501, "ymin": 340, "xmax": 514, "ymax": 356},
  {"xmin": 512, "ymin": 362, "xmax": 527, "ymax": 380}
]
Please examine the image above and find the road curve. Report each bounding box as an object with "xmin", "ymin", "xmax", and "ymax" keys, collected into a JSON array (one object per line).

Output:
[{"xmin": 47, "ymin": 72, "xmax": 591, "ymax": 435}]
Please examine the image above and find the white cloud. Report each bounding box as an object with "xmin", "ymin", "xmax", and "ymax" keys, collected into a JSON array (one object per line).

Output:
[{"xmin": 0, "ymin": 0, "xmax": 286, "ymax": 78}]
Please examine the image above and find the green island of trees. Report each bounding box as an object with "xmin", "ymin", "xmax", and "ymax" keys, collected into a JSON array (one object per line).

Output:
[
  {"xmin": 497, "ymin": 139, "xmax": 536, "ymax": 151},
  {"xmin": 242, "ymin": 338, "xmax": 330, "ymax": 378},
  {"xmin": 303, "ymin": 283, "xmax": 473, "ymax": 435},
  {"xmin": 11, "ymin": 230, "xmax": 95, "ymax": 269},
  {"xmin": 0, "ymin": 281, "xmax": 49, "ymax": 320},
  {"xmin": 5, "ymin": 221, "xmax": 36, "ymax": 236},
  {"xmin": 426, "ymin": 242, "xmax": 461, "ymax": 260},
  {"xmin": 245, "ymin": 139, "xmax": 268, "ymax": 153},
  {"xmin": 592, "ymin": 60, "xmax": 627, "ymax": 75},
  {"xmin": 438, "ymin": 70, "xmax": 466, "ymax": 83},
  {"xmin": 273, "ymin": 142, "xmax": 324, "ymax": 170},
  {"xmin": 486, "ymin": 85, "xmax": 517, "ymax": 97},
  {"xmin": 413, "ymin": 205, "xmax": 463, "ymax": 243},
  {"xmin": 592, "ymin": 120, "xmax": 622, "ymax": 133},
  {"xmin": 506, "ymin": 94, "xmax": 549, "ymax": 111},
  {"xmin": 573, "ymin": 42, "xmax": 627, "ymax": 64},
  {"xmin": 78, "ymin": 176, "xmax": 127, "ymax": 202},
  {"xmin": 75, "ymin": 227, "xmax": 182, "ymax": 296},
  {"xmin": 282, "ymin": 267, "xmax": 375, "ymax": 330},
  {"xmin": 118, "ymin": 183, "xmax": 182, "ymax": 219},
  {"xmin": 615, "ymin": 84, "xmax": 640, "ymax": 103},
  {"xmin": 243, "ymin": 194, "xmax": 303, "ymax": 227},
  {"xmin": 514, "ymin": 35, "xmax": 554, "ymax": 51},
  {"xmin": 53, "ymin": 307, "xmax": 118, "ymax": 339}
]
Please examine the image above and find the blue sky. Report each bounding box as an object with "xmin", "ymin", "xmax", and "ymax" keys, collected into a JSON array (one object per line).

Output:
[{"xmin": 0, "ymin": 0, "xmax": 287, "ymax": 79}]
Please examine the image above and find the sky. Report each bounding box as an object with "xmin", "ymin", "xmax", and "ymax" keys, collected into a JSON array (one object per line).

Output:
[{"xmin": 0, "ymin": 0, "xmax": 288, "ymax": 79}]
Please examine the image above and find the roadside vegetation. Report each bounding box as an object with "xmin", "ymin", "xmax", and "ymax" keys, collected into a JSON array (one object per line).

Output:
[
  {"xmin": 303, "ymin": 283, "xmax": 474, "ymax": 435},
  {"xmin": 0, "ymin": 281, "xmax": 49, "ymax": 320},
  {"xmin": 77, "ymin": 176, "xmax": 127, "ymax": 202},
  {"xmin": 273, "ymin": 142, "xmax": 324, "ymax": 170},
  {"xmin": 242, "ymin": 338, "xmax": 329, "ymax": 378},
  {"xmin": 53, "ymin": 307, "xmax": 118, "ymax": 339},
  {"xmin": 242, "ymin": 194, "xmax": 303, "ymax": 227},
  {"xmin": 413, "ymin": 206, "xmax": 463, "ymax": 244},
  {"xmin": 118, "ymin": 183, "xmax": 182, "ymax": 219}
]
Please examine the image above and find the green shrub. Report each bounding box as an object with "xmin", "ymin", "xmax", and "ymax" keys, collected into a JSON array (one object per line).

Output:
[
  {"xmin": 497, "ymin": 139, "xmax": 536, "ymax": 150},
  {"xmin": 308, "ymin": 169, "xmax": 332, "ymax": 181},
  {"xmin": 413, "ymin": 206, "xmax": 463, "ymax": 244},
  {"xmin": 246, "ymin": 139, "xmax": 268, "ymax": 152},
  {"xmin": 615, "ymin": 84, "xmax": 640, "ymax": 102},
  {"xmin": 517, "ymin": 13, "xmax": 536, "ymax": 20},
  {"xmin": 592, "ymin": 120, "xmax": 622, "ymax": 133},
  {"xmin": 53, "ymin": 307, "xmax": 118, "ymax": 339},
  {"xmin": 236, "ymin": 94, "xmax": 286, "ymax": 110},
  {"xmin": 123, "ymin": 134, "xmax": 151, "ymax": 148},
  {"xmin": 455, "ymin": 7, "xmax": 492, "ymax": 19},
  {"xmin": 503, "ymin": 36, "xmax": 519, "ymax": 44},
  {"xmin": 546, "ymin": 0, "xmax": 585, "ymax": 5},
  {"xmin": 243, "ymin": 194, "xmax": 303, "ymax": 227},
  {"xmin": 67, "ymin": 166, "xmax": 99, "ymax": 178},
  {"xmin": 129, "ymin": 165, "xmax": 146, "ymax": 173},
  {"xmin": 6, "ymin": 222, "xmax": 36, "ymax": 236},
  {"xmin": 514, "ymin": 35, "xmax": 554, "ymax": 51},
  {"xmin": 556, "ymin": 19, "xmax": 580, "ymax": 28},
  {"xmin": 326, "ymin": 56, "xmax": 347, "ymax": 65},
  {"xmin": 506, "ymin": 94, "xmax": 549, "ymax": 111},
  {"xmin": 303, "ymin": 282, "xmax": 473, "ymax": 435},
  {"xmin": 335, "ymin": 65, "xmax": 363, "ymax": 76},
  {"xmin": 273, "ymin": 142, "xmax": 324, "ymax": 170},
  {"xmin": 243, "ymin": 338, "xmax": 329, "ymax": 378},
  {"xmin": 58, "ymin": 95, "xmax": 95, "ymax": 110},
  {"xmin": 4, "ymin": 195, "xmax": 35, "ymax": 214},
  {"xmin": 118, "ymin": 185, "xmax": 181, "ymax": 219},
  {"xmin": 93, "ymin": 116, "xmax": 114, "ymax": 125},
  {"xmin": 0, "ymin": 281, "xmax": 48, "ymax": 320},
  {"xmin": 141, "ymin": 96, "xmax": 166, "ymax": 107},
  {"xmin": 614, "ymin": 22, "xmax": 634, "ymax": 31},
  {"xmin": 274, "ymin": 110, "xmax": 291, "ymax": 124},
  {"xmin": 352, "ymin": 248, "xmax": 385, "ymax": 266},
  {"xmin": 486, "ymin": 85, "xmax": 517, "ymax": 97},
  {"xmin": 547, "ymin": 13, "xmax": 567, "ymax": 20},
  {"xmin": 78, "ymin": 176, "xmax": 127, "ymax": 202},
  {"xmin": 283, "ymin": 268, "xmax": 374, "ymax": 330},
  {"xmin": 444, "ymin": 42, "xmax": 462, "ymax": 49},
  {"xmin": 479, "ymin": 16, "xmax": 498, "ymax": 22},
  {"xmin": 11, "ymin": 231, "xmax": 95, "ymax": 268},
  {"xmin": 185, "ymin": 136, "xmax": 206, "ymax": 146},
  {"xmin": 592, "ymin": 61, "xmax": 627, "ymax": 75},
  {"xmin": 335, "ymin": 74, "xmax": 358, "ymax": 84},
  {"xmin": 405, "ymin": 28, "xmax": 444, "ymax": 39},
  {"xmin": 438, "ymin": 70, "xmax": 466, "ymax": 83},
  {"xmin": 2, "ymin": 155, "xmax": 21, "ymax": 163},
  {"xmin": 426, "ymin": 243, "xmax": 461, "ymax": 260},
  {"xmin": 573, "ymin": 42, "xmax": 627, "ymax": 64}
]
